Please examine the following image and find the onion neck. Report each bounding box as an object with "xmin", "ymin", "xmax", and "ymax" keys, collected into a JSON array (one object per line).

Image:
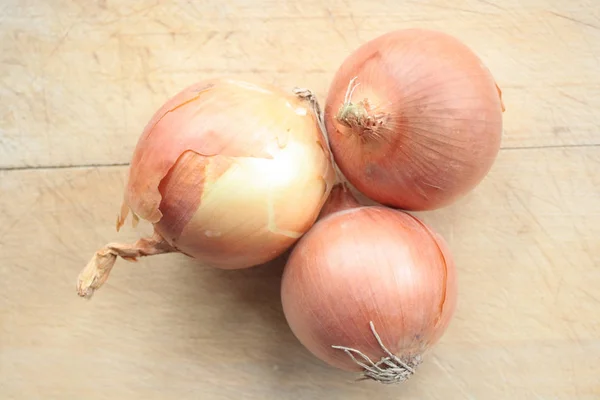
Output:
[
  {"xmin": 318, "ymin": 182, "xmax": 361, "ymax": 219},
  {"xmin": 336, "ymin": 100, "xmax": 389, "ymax": 143}
]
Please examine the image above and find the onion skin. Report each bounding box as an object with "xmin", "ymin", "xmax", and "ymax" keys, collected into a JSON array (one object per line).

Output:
[
  {"xmin": 77, "ymin": 78, "xmax": 335, "ymax": 298},
  {"xmin": 118, "ymin": 78, "xmax": 336, "ymax": 269},
  {"xmin": 324, "ymin": 28, "xmax": 504, "ymax": 211},
  {"xmin": 281, "ymin": 206, "xmax": 457, "ymax": 378}
]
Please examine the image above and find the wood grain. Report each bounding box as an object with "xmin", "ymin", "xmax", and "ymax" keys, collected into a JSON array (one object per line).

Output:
[
  {"xmin": 1, "ymin": 0, "xmax": 599, "ymax": 168},
  {"xmin": 1, "ymin": 146, "xmax": 598, "ymax": 399}
]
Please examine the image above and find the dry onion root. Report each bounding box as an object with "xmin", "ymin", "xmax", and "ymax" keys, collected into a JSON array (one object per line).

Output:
[
  {"xmin": 331, "ymin": 321, "xmax": 422, "ymax": 384},
  {"xmin": 324, "ymin": 28, "xmax": 505, "ymax": 211},
  {"xmin": 281, "ymin": 187, "xmax": 457, "ymax": 383},
  {"xmin": 77, "ymin": 78, "xmax": 336, "ymax": 298}
]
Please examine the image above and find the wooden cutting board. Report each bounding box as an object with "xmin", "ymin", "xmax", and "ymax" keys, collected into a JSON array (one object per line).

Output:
[{"xmin": 1, "ymin": 1, "xmax": 599, "ymax": 399}]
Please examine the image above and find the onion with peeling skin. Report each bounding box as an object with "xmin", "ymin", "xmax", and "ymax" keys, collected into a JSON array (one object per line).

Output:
[
  {"xmin": 77, "ymin": 78, "xmax": 335, "ymax": 298},
  {"xmin": 324, "ymin": 28, "xmax": 505, "ymax": 211},
  {"xmin": 281, "ymin": 188, "xmax": 457, "ymax": 384}
]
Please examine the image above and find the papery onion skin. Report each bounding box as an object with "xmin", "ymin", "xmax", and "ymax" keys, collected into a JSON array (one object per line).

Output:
[
  {"xmin": 280, "ymin": 205, "xmax": 457, "ymax": 376},
  {"xmin": 119, "ymin": 78, "xmax": 336, "ymax": 269},
  {"xmin": 324, "ymin": 28, "xmax": 504, "ymax": 211},
  {"xmin": 77, "ymin": 79, "xmax": 335, "ymax": 298}
]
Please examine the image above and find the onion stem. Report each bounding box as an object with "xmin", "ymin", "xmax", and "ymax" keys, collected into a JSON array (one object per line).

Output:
[
  {"xmin": 336, "ymin": 77, "xmax": 388, "ymax": 139},
  {"xmin": 293, "ymin": 87, "xmax": 344, "ymax": 184},
  {"xmin": 76, "ymin": 232, "xmax": 175, "ymax": 299}
]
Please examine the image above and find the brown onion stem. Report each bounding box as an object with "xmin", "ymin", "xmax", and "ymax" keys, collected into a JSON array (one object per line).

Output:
[
  {"xmin": 335, "ymin": 77, "xmax": 388, "ymax": 141},
  {"xmin": 332, "ymin": 321, "xmax": 422, "ymax": 384},
  {"xmin": 76, "ymin": 231, "xmax": 175, "ymax": 299},
  {"xmin": 293, "ymin": 87, "xmax": 344, "ymax": 184},
  {"xmin": 292, "ymin": 87, "xmax": 327, "ymax": 143}
]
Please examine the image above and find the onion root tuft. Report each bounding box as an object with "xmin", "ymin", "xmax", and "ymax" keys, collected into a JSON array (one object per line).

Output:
[{"xmin": 332, "ymin": 321, "xmax": 422, "ymax": 384}]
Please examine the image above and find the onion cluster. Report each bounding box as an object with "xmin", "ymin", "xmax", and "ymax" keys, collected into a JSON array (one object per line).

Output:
[{"xmin": 76, "ymin": 29, "xmax": 504, "ymax": 385}]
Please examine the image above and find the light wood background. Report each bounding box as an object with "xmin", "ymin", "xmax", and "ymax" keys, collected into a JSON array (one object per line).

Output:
[{"xmin": 1, "ymin": 1, "xmax": 599, "ymax": 399}]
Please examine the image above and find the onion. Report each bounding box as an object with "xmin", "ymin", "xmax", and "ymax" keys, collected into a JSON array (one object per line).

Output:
[
  {"xmin": 324, "ymin": 28, "xmax": 505, "ymax": 211},
  {"xmin": 280, "ymin": 187, "xmax": 457, "ymax": 383},
  {"xmin": 77, "ymin": 78, "xmax": 335, "ymax": 298}
]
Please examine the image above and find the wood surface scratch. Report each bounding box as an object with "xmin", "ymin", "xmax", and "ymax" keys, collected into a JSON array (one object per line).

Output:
[
  {"xmin": 1, "ymin": 0, "xmax": 600, "ymax": 169},
  {"xmin": 548, "ymin": 10, "xmax": 600, "ymax": 31}
]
